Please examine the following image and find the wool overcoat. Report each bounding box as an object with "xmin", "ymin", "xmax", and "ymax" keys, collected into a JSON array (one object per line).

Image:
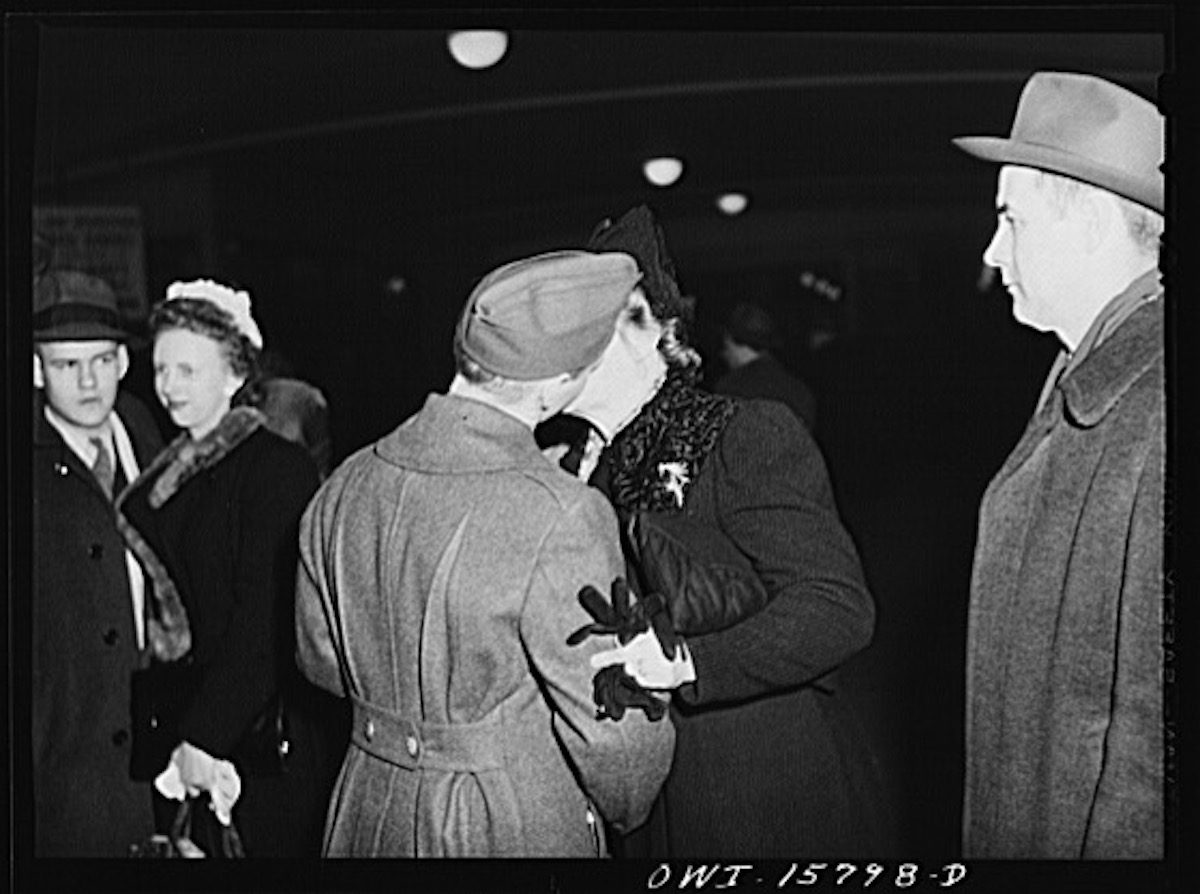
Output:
[
  {"xmin": 608, "ymin": 398, "xmax": 885, "ymax": 858},
  {"xmin": 119, "ymin": 412, "xmax": 341, "ymax": 857},
  {"xmin": 295, "ymin": 393, "xmax": 676, "ymax": 857},
  {"xmin": 964, "ymin": 296, "xmax": 1165, "ymax": 859},
  {"xmin": 33, "ymin": 391, "xmax": 163, "ymax": 856}
]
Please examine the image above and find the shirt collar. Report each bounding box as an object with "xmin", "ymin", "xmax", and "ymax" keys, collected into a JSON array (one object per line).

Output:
[{"xmin": 43, "ymin": 403, "xmax": 111, "ymax": 466}]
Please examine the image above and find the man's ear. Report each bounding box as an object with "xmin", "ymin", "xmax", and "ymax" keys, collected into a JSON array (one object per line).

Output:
[
  {"xmin": 33, "ymin": 351, "xmax": 44, "ymax": 389},
  {"xmin": 117, "ymin": 344, "xmax": 130, "ymax": 382}
]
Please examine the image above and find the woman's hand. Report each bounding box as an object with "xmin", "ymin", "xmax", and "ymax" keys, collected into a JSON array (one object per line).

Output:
[
  {"xmin": 172, "ymin": 741, "xmax": 218, "ymax": 797},
  {"xmin": 157, "ymin": 741, "xmax": 243, "ymax": 826},
  {"xmin": 590, "ymin": 629, "xmax": 697, "ymax": 690}
]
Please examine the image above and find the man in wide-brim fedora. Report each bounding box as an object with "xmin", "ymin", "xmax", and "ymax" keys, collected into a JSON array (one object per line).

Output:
[
  {"xmin": 32, "ymin": 269, "xmax": 164, "ymax": 855},
  {"xmin": 953, "ymin": 71, "xmax": 1165, "ymax": 858}
]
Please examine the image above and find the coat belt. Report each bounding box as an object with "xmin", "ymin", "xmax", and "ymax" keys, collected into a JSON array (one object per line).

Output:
[{"xmin": 350, "ymin": 695, "xmax": 510, "ymax": 772}]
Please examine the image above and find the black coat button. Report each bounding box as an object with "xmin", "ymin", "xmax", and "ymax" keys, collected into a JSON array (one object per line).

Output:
[
  {"xmin": 112, "ymin": 729, "xmax": 129, "ymax": 746},
  {"xmin": 103, "ymin": 628, "xmax": 119, "ymax": 646},
  {"xmin": 89, "ymin": 543, "xmax": 104, "ymax": 559}
]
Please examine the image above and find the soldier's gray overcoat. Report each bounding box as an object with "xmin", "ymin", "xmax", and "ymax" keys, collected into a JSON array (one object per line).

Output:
[{"xmin": 296, "ymin": 392, "xmax": 675, "ymax": 857}]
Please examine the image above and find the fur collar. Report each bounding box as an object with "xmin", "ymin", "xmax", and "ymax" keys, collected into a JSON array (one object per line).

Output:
[
  {"xmin": 116, "ymin": 406, "xmax": 265, "ymax": 662},
  {"xmin": 144, "ymin": 406, "xmax": 265, "ymax": 508}
]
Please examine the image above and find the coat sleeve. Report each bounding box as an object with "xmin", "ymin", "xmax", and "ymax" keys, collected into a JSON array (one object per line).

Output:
[
  {"xmin": 678, "ymin": 400, "xmax": 874, "ymax": 706},
  {"xmin": 1082, "ymin": 440, "xmax": 1164, "ymax": 858},
  {"xmin": 295, "ymin": 478, "xmax": 349, "ymax": 697},
  {"xmin": 518, "ymin": 488, "xmax": 675, "ymax": 833},
  {"xmin": 178, "ymin": 440, "xmax": 319, "ymax": 756}
]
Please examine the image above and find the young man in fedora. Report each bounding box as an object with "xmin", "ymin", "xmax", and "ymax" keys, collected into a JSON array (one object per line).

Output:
[
  {"xmin": 953, "ymin": 72, "xmax": 1165, "ymax": 858},
  {"xmin": 32, "ymin": 270, "xmax": 164, "ymax": 855}
]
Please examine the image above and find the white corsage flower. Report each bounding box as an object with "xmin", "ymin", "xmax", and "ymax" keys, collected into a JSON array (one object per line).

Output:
[
  {"xmin": 166, "ymin": 279, "xmax": 263, "ymax": 348},
  {"xmin": 658, "ymin": 461, "xmax": 691, "ymax": 508}
]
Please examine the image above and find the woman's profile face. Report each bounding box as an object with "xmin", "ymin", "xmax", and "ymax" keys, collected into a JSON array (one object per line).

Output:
[
  {"xmin": 153, "ymin": 327, "xmax": 245, "ymax": 439},
  {"xmin": 565, "ymin": 288, "xmax": 667, "ymax": 439}
]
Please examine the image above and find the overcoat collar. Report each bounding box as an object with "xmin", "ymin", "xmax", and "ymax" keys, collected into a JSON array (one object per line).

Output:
[
  {"xmin": 374, "ymin": 392, "xmax": 549, "ymax": 474},
  {"xmin": 991, "ymin": 287, "xmax": 1163, "ymax": 487},
  {"xmin": 34, "ymin": 390, "xmax": 144, "ymax": 503},
  {"xmin": 131, "ymin": 405, "xmax": 264, "ymax": 509},
  {"xmin": 1061, "ymin": 292, "xmax": 1163, "ymax": 428}
]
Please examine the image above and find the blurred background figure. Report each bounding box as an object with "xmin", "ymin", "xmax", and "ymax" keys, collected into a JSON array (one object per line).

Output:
[
  {"xmin": 116, "ymin": 279, "xmax": 346, "ymax": 857},
  {"xmin": 258, "ymin": 348, "xmax": 333, "ymax": 480},
  {"xmin": 714, "ymin": 300, "xmax": 818, "ymax": 432},
  {"xmin": 32, "ymin": 269, "xmax": 164, "ymax": 856}
]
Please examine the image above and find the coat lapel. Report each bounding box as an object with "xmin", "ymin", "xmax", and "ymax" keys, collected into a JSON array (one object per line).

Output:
[{"xmin": 34, "ymin": 395, "xmax": 114, "ymax": 506}]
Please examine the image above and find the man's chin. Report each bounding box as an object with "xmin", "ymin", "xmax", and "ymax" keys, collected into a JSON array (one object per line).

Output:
[
  {"xmin": 1010, "ymin": 302, "xmax": 1053, "ymax": 335},
  {"xmin": 64, "ymin": 406, "xmax": 116, "ymax": 429}
]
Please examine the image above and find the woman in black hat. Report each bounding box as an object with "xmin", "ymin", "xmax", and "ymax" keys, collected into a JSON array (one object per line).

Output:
[
  {"xmin": 115, "ymin": 279, "xmax": 345, "ymax": 856},
  {"xmin": 558, "ymin": 206, "xmax": 890, "ymax": 857}
]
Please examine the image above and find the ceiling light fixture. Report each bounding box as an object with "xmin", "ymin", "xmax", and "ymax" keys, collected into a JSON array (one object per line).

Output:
[
  {"xmin": 643, "ymin": 157, "xmax": 684, "ymax": 187},
  {"xmin": 716, "ymin": 192, "xmax": 749, "ymax": 215},
  {"xmin": 447, "ymin": 31, "xmax": 509, "ymax": 70}
]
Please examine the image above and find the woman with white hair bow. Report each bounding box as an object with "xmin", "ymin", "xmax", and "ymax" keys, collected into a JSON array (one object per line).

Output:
[{"xmin": 116, "ymin": 279, "xmax": 346, "ymax": 856}]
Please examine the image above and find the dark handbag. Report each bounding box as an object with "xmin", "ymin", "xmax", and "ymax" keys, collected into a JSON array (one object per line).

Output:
[
  {"xmin": 232, "ymin": 692, "xmax": 290, "ymax": 777},
  {"xmin": 128, "ymin": 797, "xmax": 245, "ymax": 858},
  {"xmin": 626, "ymin": 510, "xmax": 770, "ymax": 635},
  {"xmin": 130, "ymin": 659, "xmax": 290, "ymax": 780},
  {"xmin": 129, "ymin": 659, "xmax": 199, "ymax": 781}
]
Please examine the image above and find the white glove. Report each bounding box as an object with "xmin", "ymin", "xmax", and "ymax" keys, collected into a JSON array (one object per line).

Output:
[
  {"xmin": 154, "ymin": 741, "xmax": 243, "ymax": 827},
  {"xmin": 590, "ymin": 629, "xmax": 697, "ymax": 689}
]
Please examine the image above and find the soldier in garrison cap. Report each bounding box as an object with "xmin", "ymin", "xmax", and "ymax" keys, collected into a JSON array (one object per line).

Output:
[
  {"xmin": 295, "ymin": 250, "xmax": 675, "ymax": 856},
  {"xmin": 953, "ymin": 71, "xmax": 1166, "ymax": 859},
  {"xmin": 32, "ymin": 269, "xmax": 164, "ymax": 855}
]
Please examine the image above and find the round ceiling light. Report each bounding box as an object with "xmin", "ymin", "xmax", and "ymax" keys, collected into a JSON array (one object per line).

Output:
[
  {"xmin": 643, "ymin": 157, "xmax": 684, "ymax": 187},
  {"xmin": 716, "ymin": 192, "xmax": 750, "ymax": 215},
  {"xmin": 447, "ymin": 31, "xmax": 509, "ymax": 70}
]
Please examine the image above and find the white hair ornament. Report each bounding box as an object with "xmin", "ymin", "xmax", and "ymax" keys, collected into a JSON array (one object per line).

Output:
[{"xmin": 165, "ymin": 279, "xmax": 264, "ymax": 348}]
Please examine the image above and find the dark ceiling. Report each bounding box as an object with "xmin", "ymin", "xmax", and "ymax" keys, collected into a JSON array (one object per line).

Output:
[{"xmin": 31, "ymin": 23, "xmax": 1167, "ymax": 262}]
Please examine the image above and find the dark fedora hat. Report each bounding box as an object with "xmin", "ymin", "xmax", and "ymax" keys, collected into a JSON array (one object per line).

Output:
[
  {"xmin": 953, "ymin": 71, "xmax": 1164, "ymax": 213},
  {"xmin": 34, "ymin": 269, "xmax": 132, "ymax": 342}
]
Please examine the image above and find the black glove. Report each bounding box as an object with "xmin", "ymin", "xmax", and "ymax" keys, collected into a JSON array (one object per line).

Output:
[
  {"xmin": 567, "ymin": 576, "xmax": 680, "ymax": 659},
  {"xmin": 567, "ymin": 576, "xmax": 678, "ymax": 722},
  {"xmin": 591, "ymin": 665, "xmax": 667, "ymax": 722}
]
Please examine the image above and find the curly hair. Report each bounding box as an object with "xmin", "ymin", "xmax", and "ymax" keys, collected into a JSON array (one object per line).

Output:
[{"xmin": 149, "ymin": 297, "xmax": 262, "ymax": 406}]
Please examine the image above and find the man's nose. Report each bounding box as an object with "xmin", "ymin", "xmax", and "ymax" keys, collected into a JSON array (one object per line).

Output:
[
  {"xmin": 982, "ymin": 225, "xmax": 1007, "ymax": 269},
  {"xmin": 78, "ymin": 362, "xmax": 98, "ymax": 388}
]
